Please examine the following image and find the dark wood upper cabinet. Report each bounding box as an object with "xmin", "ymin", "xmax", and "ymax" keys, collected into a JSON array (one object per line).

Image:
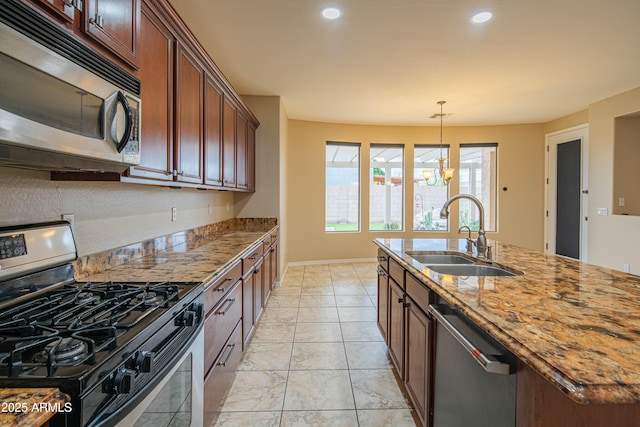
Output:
[
  {"xmin": 236, "ymin": 111, "xmax": 248, "ymax": 189},
  {"xmin": 204, "ymin": 76, "xmax": 223, "ymax": 187},
  {"xmin": 126, "ymin": 2, "xmax": 173, "ymax": 181},
  {"xmin": 32, "ymin": 0, "xmax": 75, "ymax": 22},
  {"xmin": 175, "ymin": 42, "xmax": 204, "ymax": 184},
  {"xmin": 246, "ymin": 122, "xmax": 256, "ymax": 191},
  {"xmin": 222, "ymin": 97, "xmax": 237, "ymax": 188},
  {"xmin": 83, "ymin": 0, "xmax": 139, "ymax": 68}
]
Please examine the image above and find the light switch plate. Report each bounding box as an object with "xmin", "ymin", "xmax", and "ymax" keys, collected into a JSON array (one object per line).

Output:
[{"xmin": 597, "ymin": 208, "xmax": 608, "ymax": 216}]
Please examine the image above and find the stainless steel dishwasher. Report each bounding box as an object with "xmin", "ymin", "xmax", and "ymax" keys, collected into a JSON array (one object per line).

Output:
[{"xmin": 428, "ymin": 303, "xmax": 517, "ymax": 427}]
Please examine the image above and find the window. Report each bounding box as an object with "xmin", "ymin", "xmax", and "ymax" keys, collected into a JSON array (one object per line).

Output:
[
  {"xmin": 326, "ymin": 142, "xmax": 360, "ymax": 232},
  {"xmin": 370, "ymin": 145, "xmax": 404, "ymax": 230},
  {"xmin": 413, "ymin": 145, "xmax": 450, "ymax": 231},
  {"xmin": 459, "ymin": 144, "xmax": 498, "ymax": 232}
]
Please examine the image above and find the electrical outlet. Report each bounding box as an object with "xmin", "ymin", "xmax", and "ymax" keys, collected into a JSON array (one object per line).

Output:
[
  {"xmin": 624, "ymin": 264, "xmax": 631, "ymax": 273},
  {"xmin": 62, "ymin": 214, "xmax": 75, "ymax": 233},
  {"xmin": 619, "ymin": 197, "xmax": 625, "ymax": 207},
  {"xmin": 171, "ymin": 207, "xmax": 177, "ymax": 222}
]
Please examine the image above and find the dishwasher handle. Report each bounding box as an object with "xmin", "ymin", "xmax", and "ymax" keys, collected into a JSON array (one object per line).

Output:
[{"xmin": 428, "ymin": 304, "xmax": 511, "ymax": 375}]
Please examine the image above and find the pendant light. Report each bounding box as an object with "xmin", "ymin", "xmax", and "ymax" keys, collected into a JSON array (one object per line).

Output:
[{"xmin": 422, "ymin": 100, "xmax": 455, "ymax": 186}]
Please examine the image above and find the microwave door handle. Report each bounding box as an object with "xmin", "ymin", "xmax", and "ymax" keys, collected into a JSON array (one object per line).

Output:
[{"xmin": 115, "ymin": 91, "xmax": 133, "ymax": 153}]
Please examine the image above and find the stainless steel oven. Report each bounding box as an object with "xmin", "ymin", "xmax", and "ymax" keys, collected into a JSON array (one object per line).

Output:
[
  {"xmin": 0, "ymin": 222, "xmax": 204, "ymax": 427},
  {"xmin": 0, "ymin": 1, "xmax": 141, "ymax": 173}
]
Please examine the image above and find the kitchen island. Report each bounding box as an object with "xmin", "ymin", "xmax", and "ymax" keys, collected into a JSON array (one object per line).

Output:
[{"xmin": 375, "ymin": 238, "xmax": 640, "ymax": 427}]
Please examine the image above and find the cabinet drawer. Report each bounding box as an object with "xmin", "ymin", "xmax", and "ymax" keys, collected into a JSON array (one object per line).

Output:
[
  {"xmin": 270, "ymin": 231, "xmax": 278, "ymax": 245},
  {"xmin": 406, "ymin": 272, "xmax": 433, "ymax": 312},
  {"xmin": 204, "ymin": 281, "xmax": 242, "ymax": 372},
  {"xmin": 389, "ymin": 257, "xmax": 405, "ymax": 288},
  {"xmin": 204, "ymin": 321, "xmax": 242, "ymax": 427},
  {"xmin": 204, "ymin": 261, "xmax": 242, "ymax": 316},
  {"xmin": 377, "ymin": 248, "xmax": 389, "ymax": 272},
  {"xmin": 242, "ymin": 244, "xmax": 263, "ymax": 272}
]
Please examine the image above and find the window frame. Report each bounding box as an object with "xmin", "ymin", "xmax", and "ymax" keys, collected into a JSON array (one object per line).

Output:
[
  {"xmin": 325, "ymin": 141, "xmax": 361, "ymax": 233},
  {"xmin": 458, "ymin": 142, "xmax": 498, "ymax": 232}
]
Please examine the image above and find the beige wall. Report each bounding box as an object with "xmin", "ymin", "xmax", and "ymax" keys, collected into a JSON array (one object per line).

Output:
[
  {"xmin": 613, "ymin": 115, "xmax": 640, "ymax": 215},
  {"xmin": 0, "ymin": 167, "xmax": 235, "ymax": 256},
  {"xmin": 236, "ymin": 96, "xmax": 281, "ymax": 219},
  {"xmin": 544, "ymin": 110, "xmax": 589, "ymax": 134},
  {"xmin": 286, "ymin": 120, "xmax": 545, "ymax": 263},
  {"xmin": 587, "ymin": 87, "xmax": 640, "ymax": 274}
]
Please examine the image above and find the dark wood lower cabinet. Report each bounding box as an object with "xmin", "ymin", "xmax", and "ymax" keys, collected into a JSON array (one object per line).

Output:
[
  {"xmin": 203, "ymin": 321, "xmax": 242, "ymax": 427},
  {"xmin": 388, "ymin": 279, "xmax": 405, "ymax": 377},
  {"xmin": 405, "ymin": 298, "xmax": 433, "ymax": 427},
  {"xmin": 377, "ymin": 265, "xmax": 389, "ymax": 341},
  {"xmin": 516, "ymin": 362, "xmax": 640, "ymax": 427}
]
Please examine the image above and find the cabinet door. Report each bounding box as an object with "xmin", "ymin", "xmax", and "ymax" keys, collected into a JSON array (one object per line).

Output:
[
  {"xmin": 269, "ymin": 240, "xmax": 278, "ymax": 291},
  {"xmin": 204, "ymin": 76, "xmax": 223, "ymax": 187},
  {"xmin": 32, "ymin": 0, "xmax": 75, "ymax": 22},
  {"xmin": 84, "ymin": 0, "xmax": 139, "ymax": 68},
  {"xmin": 222, "ymin": 97, "xmax": 237, "ymax": 188},
  {"xmin": 253, "ymin": 257, "xmax": 264, "ymax": 324},
  {"xmin": 127, "ymin": 3, "xmax": 173, "ymax": 181},
  {"xmin": 242, "ymin": 271, "xmax": 254, "ymax": 348},
  {"xmin": 388, "ymin": 279, "xmax": 405, "ymax": 378},
  {"xmin": 246, "ymin": 122, "xmax": 256, "ymax": 191},
  {"xmin": 262, "ymin": 245, "xmax": 272, "ymax": 306},
  {"xmin": 405, "ymin": 299, "xmax": 433, "ymax": 427},
  {"xmin": 236, "ymin": 111, "xmax": 248, "ymax": 189},
  {"xmin": 175, "ymin": 43, "xmax": 204, "ymax": 184},
  {"xmin": 377, "ymin": 265, "xmax": 389, "ymax": 343}
]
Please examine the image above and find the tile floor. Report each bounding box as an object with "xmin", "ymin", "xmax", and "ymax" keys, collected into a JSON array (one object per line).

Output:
[{"xmin": 212, "ymin": 262, "xmax": 418, "ymax": 427}]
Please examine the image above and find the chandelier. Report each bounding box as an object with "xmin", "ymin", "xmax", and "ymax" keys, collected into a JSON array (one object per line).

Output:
[{"xmin": 422, "ymin": 101, "xmax": 454, "ymax": 186}]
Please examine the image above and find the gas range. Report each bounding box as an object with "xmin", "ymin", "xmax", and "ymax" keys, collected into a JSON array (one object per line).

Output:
[{"xmin": 0, "ymin": 222, "xmax": 204, "ymax": 426}]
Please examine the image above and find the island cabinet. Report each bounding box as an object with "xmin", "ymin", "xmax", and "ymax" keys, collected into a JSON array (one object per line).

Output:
[
  {"xmin": 26, "ymin": 0, "xmax": 139, "ymax": 69},
  {"xmin": 203, "ymin": 260, "xmax": 243, "ymax": 427},
  {"xmin": 377, "ymin": 249, "xmax": 389, "ymax": 342},
  {"xmin": 404, "ymin": 272, "xmax": 434, "ymax": 427},
  {"xmin": 387, "ymin": 257, "xmax": 406, "ymax": 377},
  {"xmin": 379, "ymin": 250, "xmax": 436, "ymax": 427}
]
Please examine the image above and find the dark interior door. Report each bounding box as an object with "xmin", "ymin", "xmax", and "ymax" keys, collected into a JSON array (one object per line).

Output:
[{"xmin": 555, "ymin": 139, "xmax": 581, "ymax": 259}]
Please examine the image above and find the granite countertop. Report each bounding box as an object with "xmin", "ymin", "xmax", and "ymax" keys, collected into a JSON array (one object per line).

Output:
[
  {"xmin": 374, "ymin": 238, "xmax": 640, "ymax": 405},
  {"xmin": 0, "ymin": 388, "xmax": 70, "ymax": 427},
  {"xmin": 80, "ymin": 224, "xmax": 278, "ymax": 285}
]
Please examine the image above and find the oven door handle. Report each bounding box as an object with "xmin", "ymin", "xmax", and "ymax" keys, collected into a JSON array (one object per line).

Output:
[{"xmin": 215, "ymin": 298, "xmax": 236, "ymax": 316}]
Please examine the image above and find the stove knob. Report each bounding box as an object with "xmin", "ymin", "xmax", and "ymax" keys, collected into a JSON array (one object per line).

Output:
[
  {"xmin": 112, "ymin": 368, "xmax": 135, "ymax": 394},
  {"xmin": 176, "ymin": 310, "xmax": 196, "ymax": 327},
  {"xmin": 135, "ymin": 351, "xmax": 154, "ymax": 373}
]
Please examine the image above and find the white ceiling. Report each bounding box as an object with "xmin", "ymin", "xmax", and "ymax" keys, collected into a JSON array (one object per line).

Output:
[{"xmin": 169, "ymin": 0, "xmax": 640, "ymax": 126}]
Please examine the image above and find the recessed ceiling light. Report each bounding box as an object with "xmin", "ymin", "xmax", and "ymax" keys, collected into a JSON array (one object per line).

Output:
[
  {"xmin": 471, "ymin": 11, "xmax": 493, "ymax": 24},
  {"xmin": 321, "ymin": 6, "xmax": 342, "ymax": 20}
]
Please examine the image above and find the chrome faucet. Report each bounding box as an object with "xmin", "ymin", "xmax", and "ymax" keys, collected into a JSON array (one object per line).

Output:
[
  {"xmin": 457, "ymin": 225, "xmax": 473, "ymax": 253},
  {"xmin": 441, "ymin": 194, "xmax": 488, "ymax": 258}
]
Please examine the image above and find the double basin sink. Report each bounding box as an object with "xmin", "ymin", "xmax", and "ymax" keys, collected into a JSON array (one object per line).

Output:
[{"xmin": 406, "ymin": 252, "xmax": 524, "ymax": 277}]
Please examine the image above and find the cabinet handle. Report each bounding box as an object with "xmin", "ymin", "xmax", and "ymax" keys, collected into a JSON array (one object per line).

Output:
[
  {"xmin": 217, "ymin": 343, "xmax": 237, "ymax": 367},
  {"xmin": 397, "ymin": 297, "xmax": 403, "ymax": 303},
  {"xmin": 248, "ymin": 251, "xmax": 260, "ymax": 260},
  {"xmin": 90, "ymin": 14, "xmax": 104, "ymax": 27},
  {"xmin": 215, "ymin": 277, "xmax": 236, "ymax": 293},
  {"xmin": 215, "ymin": 298, "xmax": 236, "ymax": 316},
  {"xmin": 254, "ymin": 268, "xmax": 260, "ymax": 274},
  {"xmin": 378, "ymin": 255, "xmax": 387, "ymax": 262}
]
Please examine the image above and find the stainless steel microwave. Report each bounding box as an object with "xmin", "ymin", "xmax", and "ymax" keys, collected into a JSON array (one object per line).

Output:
[{"xmin": 0, "ymin": 20, "xmax": 141, "ymax": 173}]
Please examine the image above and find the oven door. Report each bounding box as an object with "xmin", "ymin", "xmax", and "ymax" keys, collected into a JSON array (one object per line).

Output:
[{"xmin": 115, "ymin": 326, "xmax": 204, "ymax": 427}]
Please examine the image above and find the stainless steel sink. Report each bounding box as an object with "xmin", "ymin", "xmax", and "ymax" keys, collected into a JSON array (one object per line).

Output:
[
  {"xmin": 406, "ymin": 252, "xmax": 475, "ymax": 265},
  {"xmin": 424, "ymin": 264, "xmax": 523, "ymax": 277}
]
